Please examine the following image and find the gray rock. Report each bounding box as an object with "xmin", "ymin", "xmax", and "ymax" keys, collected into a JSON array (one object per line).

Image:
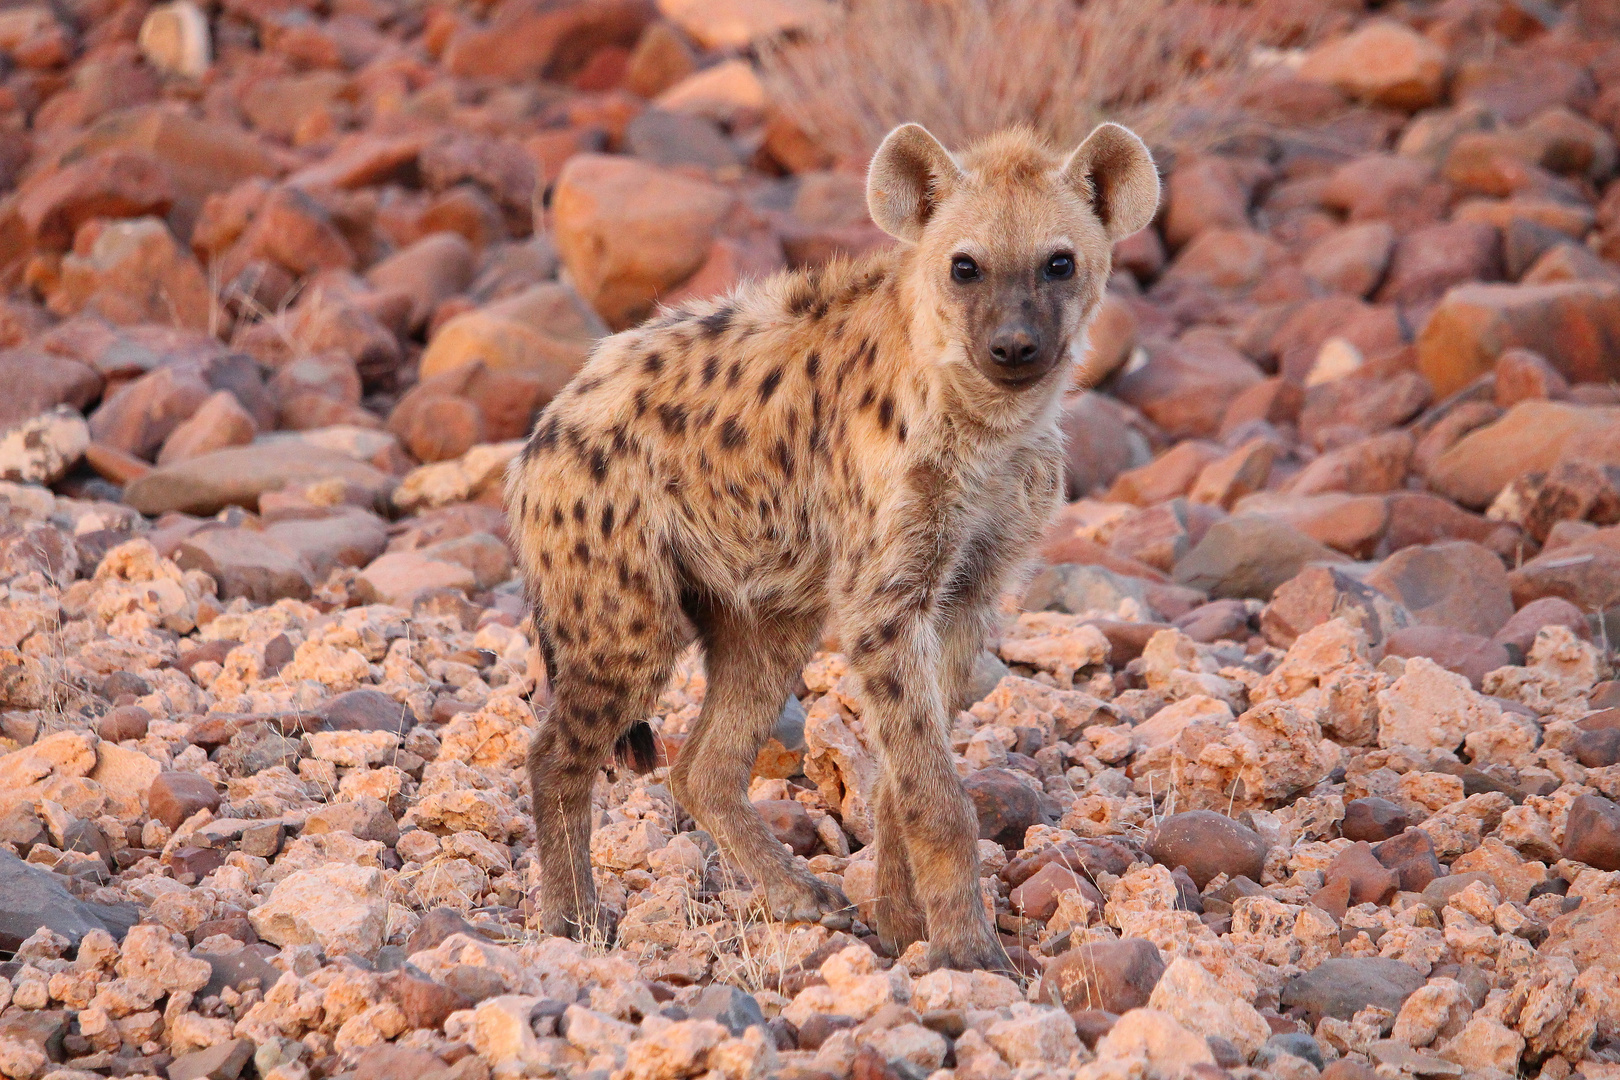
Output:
[
  {"xmin": 689, "ymin": 983, "xmax": 765, "ymax": 1035},
  {"xmin": 1258, "ymin": 1032, "xmax": 1325, "ymax": 1070},
  {"xmin": 317, "ymin": 688, "xmax": 411, "ymax": 734},
  {"xmin": 168, "ymin": 1038, "xmax": 255, "ymax": 1080},
  {"xmin": 173, "ymin": 527, "xmax": 314, "ymax": 603},
  {"xmin": 124, "ymin": 442, "xmax": 394, "ymax": 516},
  {"xmin": 1174, "ymin": 514, "xmax": 1347, "ymax": 600},
  {"xmin": 1024, "ymin": 563, "xmax": 1152, "ymax": 616},
  {"xmin": 968, "ymin": 651, "xmax": 1011, "ymax": 705},
  {"xmin": 1280, "ymin": 958, "xmax": 1426, "ymax": 1024},
  {"xmin": 200, "ymin": 946, "xmax": 285, "ymax": 997},
  {"xmin": 0, "ymin": 848, "xmax": 135, "ymax": 953}
]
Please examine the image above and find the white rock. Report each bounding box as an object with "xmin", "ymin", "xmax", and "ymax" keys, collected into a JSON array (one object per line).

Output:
[
  {"xmin": 249, "ymin": 864, "xmax": 387, "ymax": 957},
  {"xmin": 138, "ymin": 0, "xmax": 210, "ymax": 77},
  {"xmin": 0, "ymin": 407, "xmax": 89, "ymax": 485},
  {"xmin": 1146, "ymin": 956, "xmax": 1271, "ymax": 1057},
  {"xmin": 1379, "ymin": 656, "xmax": 1501, "ymax": 751}
]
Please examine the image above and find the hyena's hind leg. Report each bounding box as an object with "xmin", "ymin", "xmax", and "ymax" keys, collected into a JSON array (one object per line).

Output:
[{"xmin": 527, "ymin": 596, "xmax": 684, "ymax": 941}]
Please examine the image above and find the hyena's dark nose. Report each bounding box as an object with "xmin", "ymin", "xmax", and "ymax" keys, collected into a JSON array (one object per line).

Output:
[{"xmin": 989, "ymin": 326, "xmax": 1040, "ymax": 367}]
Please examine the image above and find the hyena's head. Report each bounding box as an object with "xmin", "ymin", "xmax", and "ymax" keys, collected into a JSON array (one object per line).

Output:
[{"xmin": 867, "ymin": 122, "xmax": 1158, "ymax": 395}]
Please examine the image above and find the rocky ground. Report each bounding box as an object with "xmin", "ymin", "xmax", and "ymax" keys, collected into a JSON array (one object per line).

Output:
[{"xmin": 4, "ymin": 0, "xmax": 1620, "ymax": 1078}]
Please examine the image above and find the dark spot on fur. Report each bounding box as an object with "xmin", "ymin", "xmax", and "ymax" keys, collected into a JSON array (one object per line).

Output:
[
  {"xmin": 600, "ymin": 504, "xmax": 615, "ymax": 538},
  {"xmin": 878, "ymin": 396, "xmax": 894, "ymax": 431},
  {"xmin": 774, "ymin": 437, "xmax": 794, "ymax": 478},
  {"xmin": 551, "ymin": 507, "xmax": 565, "ymax": 527},
  {"xmin": 872, "ymin": 674, "xmax": 904, "ymax": 703},
  {"xmin": 573, "ymin": 498, "xmax": 586, "ymax": 524},
  {"xmin": 589, "ymin": 448, "xmax": 608, "ymax": 481},
  {"xmin": 726, "ymin": 360, "xmax": 742, "ymax": 388},
  {"xmin": 720, "ymin": 417, "xmax": 746, "ymax": 449},
  {"xmin": 758, "ymin": 367, "xmax": 783, "ymax": 403},
  {"xmin": 643, "ymin": 352, "xmax": 664, "ymax": 374},
  {"xmin": 805, "ymin": 352, "xmax": 821, "ymax": 380},
  {"xmin": 702, "ymin": 355, "xmax": 719, "ymax": 385},
  {"xmin": 658, "ymin": 403, "xmax": 688, "ymax": 435},
  {"xmin": 700, "ymin": 307, "xmax": 734, "ymax": 336},
  {"xmin": 573, "ymin": 541, "xmax": 591, "ymax": 565}
]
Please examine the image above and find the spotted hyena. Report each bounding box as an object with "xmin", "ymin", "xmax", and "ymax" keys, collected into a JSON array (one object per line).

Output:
[{"xmin": 506, "ymin": 121, "xmax": 1159, "ymax": 972}]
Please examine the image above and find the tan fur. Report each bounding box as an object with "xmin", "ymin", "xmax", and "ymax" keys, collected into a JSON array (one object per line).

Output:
[{"xmin": 506, "ymin": 123, "xmax": 1159, "ymax": 972}]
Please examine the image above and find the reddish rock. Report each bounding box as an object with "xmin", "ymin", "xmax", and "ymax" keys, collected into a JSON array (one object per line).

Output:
[
  {"xmin": 99, "ymin": 704, "xmax": 152, "ymax": 743},
  {"xmin": 441, "ymin": 0, "xmax": 652, "ymax": 82},
  {"xmin": 1149, "ymin": 810, "xmax": 1266, "ymax": 889},
  {"xmin": 1114, "ymin": 336, "xmax": 1264, "ymax": 439},
  {"xmin": 226, "ymin": 185, "xmax": 356, "ymax": 279},
  {"xmin": 1057, "ymin": 392, "xmax": 1152, "ymax": 498},
  {"xmin": 158, "ymin": 390, "xmax": 258, "ymax": 465},
  {"xmin": 1492, "ymin": 596, "xmax": 1589, "ymax": 657},
  {"xmin": 1174, "ymin": 514, "xmax": 1347, "ymax": 601},
  {"xmin": 1299, "ymin": 373, "xmax": 1431, "ymax": 452},
  {"xmin": 148, "ymin": 771, "xmax": 222, "ymax": 830},
  {"xmin": 1376, "ymin": 221, "xmax": 1502, "ymax": 306},
  {"xmin": 1321, "ymin": 155, "xmax": 1448, "ymax": 227},
  {"xmin": 1342, "ymin": 798, "xmax": 1409, "ymax": 843},
  {"xmin": 1428, "ymin": 401, "xmax": 1620, "ymax": 509},
  {"xmin": 1494, "ymin": 347, "xmax": 1570, "ymax": 407},
  {"xmin": 50, "ymin": 217, "xmax": 211, "ymax": 330},
  {"xmin": 1383, "ymin": 625, "xmax": 1510, "ymax": 690},
  {"xmin": 1106, "ymin": 441, "xmax": 1223, "ymax": 507},
  {"xmin": 1009, "ymin": 861, "xmax": 1105, "ymax": 921},
  {"xmin": 1365, "ymin": 540, "xmax": 1514, "ymax": 637},
  {"xmin": 1317, "ymin": 842, "xmax": 1399, "ymax": 912},
  {"xmin": 1235, "ymin": 493, "xmax": 1389, "ymax": 558},
  {"xmin": 964, "ymin": 768, "xmax": 1051, "ymax": 850},
  {"xmin": 1562, "ymin": 795, "xmax": 1620, "ymax": 870},
  {"xmin": 365, "ymin": 232, "xmax": 476, "ymax": 333},
  {"xmin": 1507, "ymin": 528, "xmax": 1620, "ymax": 614},
  {"xmin": 1298, "ymin": 20, "xmax": 1446, "ymax": 110},
  {"xmin": 1372, "ymin": 828, "xmax": 1444, "ymax": 893},
  {"xmin": 552, "ymin": 153, "xmax": 732, "ymax": 328},
  {"xmin": 384, "ymin": 968, "xmax": 473, "ymax": 1031},
  {"xmin": 173, "ymin": 527, "xmax": 314, "ymax": 603},
  {"xmin": 1260, "ymin": 563, "xmax": 1411, "ymax": 651},
  {"xmin": 15, "ymin": 149, "xmax": 175, "ymax": 252},
  {"xmin": 1289, "ymin": 430, "xmax": 1413, "ymax": 497},
  {"xmin": 1039, "ymin": 938, "xmax": 1166, "ymax": 1014},
  {"xmin": 0, "ymin": 348, "xmax": 102, "ymax": 427},
  {"xmin": 1418, "ymin": 282, "xmax": 1620, "ymax": 399},
  {"xmin": 754, "ymin": 799, "xmax": 817, "ymax": 857},
  {"xmin": 1301, "ymin": 221, "xmax": 1395, "ymax": 298},
  {"xmin": 1162, "ymin": 155, "xmax": 1260, "ymax": 248}
]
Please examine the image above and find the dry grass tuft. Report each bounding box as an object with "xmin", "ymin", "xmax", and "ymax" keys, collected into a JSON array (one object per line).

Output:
[{"xmin": 760, "ymin": 0, "xmax": 1319, "ymax": 162}]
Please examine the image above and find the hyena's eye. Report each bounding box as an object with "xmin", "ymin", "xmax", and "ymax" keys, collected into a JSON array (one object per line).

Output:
[
  {"xmin": 1043, "ymin": 253, "xmax": 1075, "ymax": 280},
  {"xmin": 950, "ymin": 255, "xmax": 981, "ymax": 282}
]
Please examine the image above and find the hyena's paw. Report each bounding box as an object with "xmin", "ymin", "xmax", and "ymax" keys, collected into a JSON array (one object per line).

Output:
[
  {"xmin": 531, "ymin": 890, "xmax": 618, "ymax": 945},
  {"xmin": 926, "ymin": 930, "xmax": 1018, "ymax": 981},
  {"xmin": 756, "ymin": 872, "xmax": 854, "ymax": 929},
  {"xmin": 873, "ymin": 895, "xmax": 928, "ymax": 955}
]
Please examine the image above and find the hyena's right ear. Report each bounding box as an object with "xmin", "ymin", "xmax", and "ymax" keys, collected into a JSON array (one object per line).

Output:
[{"xmin": 866, "ymin": 124, "xmax": 964, "ymax": 243}]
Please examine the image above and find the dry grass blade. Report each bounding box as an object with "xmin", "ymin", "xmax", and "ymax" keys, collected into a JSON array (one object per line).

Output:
[{"xmin": 760, "ymin": 0, "xmax": 1304, "ymax": 162}]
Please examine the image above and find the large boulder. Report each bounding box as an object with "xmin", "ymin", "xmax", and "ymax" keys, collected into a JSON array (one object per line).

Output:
[
  {"xmin": 124, "ymin": 442, "xmax": 395, "ymax": 515},
  {"xmin": 1417, "ymin": 282, "xmax": 1620, "ymax": 397}
]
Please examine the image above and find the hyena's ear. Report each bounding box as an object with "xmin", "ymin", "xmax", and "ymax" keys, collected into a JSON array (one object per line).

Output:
[
  {"xmin": 1061, "ymin": 122, "xmax": 1161, "ymax": 241},
  {"xmin": 866, "ymin": 123, "xmax": 964, "ymax": 243}
]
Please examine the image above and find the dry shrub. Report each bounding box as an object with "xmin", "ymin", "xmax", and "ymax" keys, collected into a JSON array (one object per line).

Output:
[{"xmin": 760, "ymin": 0, "xmax": 1321, "ymax": 162}]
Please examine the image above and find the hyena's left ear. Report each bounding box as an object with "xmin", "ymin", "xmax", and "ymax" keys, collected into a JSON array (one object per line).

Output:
[{"xmin": 1061, "ymin": 123, "xmax": 1161, "ymax": 241}]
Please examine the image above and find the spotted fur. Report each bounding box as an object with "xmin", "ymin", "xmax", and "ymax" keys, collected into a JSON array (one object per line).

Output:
[{"xmin": 507, "ymin": 122, "xmax": 1159, "ymax": 972}]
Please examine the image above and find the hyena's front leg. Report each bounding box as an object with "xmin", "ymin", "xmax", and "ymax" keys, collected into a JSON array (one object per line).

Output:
[
  {"xmin": 670, "ymin": 604, "xmax": 852, "ymax": 926},
  {"xmin": 846, "ymin": 607, "xmax": 1011, "ymax": 974}
]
